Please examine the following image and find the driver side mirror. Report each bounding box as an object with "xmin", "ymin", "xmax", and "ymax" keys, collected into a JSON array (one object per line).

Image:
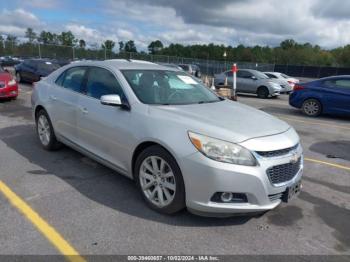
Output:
[
  {"xmin": 251, "ymin": 76, "xmax": 257, "ymax": 80},
  {"xmin": 100, "ymin": 94, "xmax": 130, "ymax": 110}
]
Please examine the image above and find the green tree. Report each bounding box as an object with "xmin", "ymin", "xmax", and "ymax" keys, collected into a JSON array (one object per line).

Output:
[
  {"xmin": 148, "ymin": 40, "xmax": 163, "ymax": 54},
  {"xmin": 25, "ymin": 28, "xmax": 37, "ymax": 43},
  {"xmin": 102, "ymin": 40, "xmax": 115, "ymax": 51},
  {"xmin": 79, "ymin": 39, "xmax": 86, "ymax": 49},
  {"xmin": 124, "ymin": 40, "xmax": 137, "ymax": 53},
  {"xmin": 118, "ymin": 41, "xmax": 124, "ymax": 52},
  {"xmin": 58, "ymin": 31, "xmax": 76, "ymax": 46}
]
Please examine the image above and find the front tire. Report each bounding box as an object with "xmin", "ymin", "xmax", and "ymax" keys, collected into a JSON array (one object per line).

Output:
[
  {"xmin": 301, "ymin": 98, "xmax": 322, "ymax": 117},
  {"xmin": 36, "ymin": 109, "xmax": 61, "ymax": 150},
  {"xmin": 134, "ymin": 145, "xmax": 185, "ymax": 214},
  {"xmin": 257, "ymin": 86, "xmax": 269, "ymax": 99}
]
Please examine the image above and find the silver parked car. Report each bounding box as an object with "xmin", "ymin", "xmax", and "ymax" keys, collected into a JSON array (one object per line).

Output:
[
  {"xmin": 214, "ymin": 69, "xmax": 283, "ymax": 98},
  {"xmin": 31, "ymin": 60, "xmax": 303, "ymax": 216},
  {"xmin": 264, "ymin": 72, "xmax": 294, "ymax": 93}
]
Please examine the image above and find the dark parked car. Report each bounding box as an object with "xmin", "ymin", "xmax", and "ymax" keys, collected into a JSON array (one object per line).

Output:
[
  {"xmin": 0, "ymin": 56, "xmax": 22, "ymax": 67},
  {"xmin": 15, "ymin": 59, "xmax": 60, "ymax": 83},
  {"xmin": 289, "ymin": 75, "xmax": 350, "ymax": 117},
  {"xmin": 178, "ymin": 64, "xmax": 201, "ymax": 78}
]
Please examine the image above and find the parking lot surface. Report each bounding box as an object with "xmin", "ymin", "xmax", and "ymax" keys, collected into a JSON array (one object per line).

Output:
[{"xmin": 0, "ymin": 84, "xmax": 349, "ymax": 256}]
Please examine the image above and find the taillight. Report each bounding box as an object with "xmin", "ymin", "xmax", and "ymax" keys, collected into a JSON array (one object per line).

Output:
[{"xmin": 293, "ymin": 84, "xmax": 304, "ymax": 91}]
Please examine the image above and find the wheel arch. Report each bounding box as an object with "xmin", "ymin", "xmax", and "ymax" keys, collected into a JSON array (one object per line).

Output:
[
  {"xmin": 302, "ymin": 97, "xmax": 323, "ymax": 112},
  {"xmin": 34, "ymin": 105, "xmax": 46, "ymax": 121},
  {"xmin": 131, "ymin": 140, "xmax": 180, "ymax": 180}
]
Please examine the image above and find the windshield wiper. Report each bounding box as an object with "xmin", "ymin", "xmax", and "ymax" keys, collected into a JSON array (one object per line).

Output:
[{"xmin": 197, "ymin": 100, "xmax": 221, "ymax": 104}]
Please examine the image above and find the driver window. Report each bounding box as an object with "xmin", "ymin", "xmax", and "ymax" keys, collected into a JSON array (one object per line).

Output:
[{"xmin": 85, "ymin": 67, "xmax": 124, "ymax": 100}]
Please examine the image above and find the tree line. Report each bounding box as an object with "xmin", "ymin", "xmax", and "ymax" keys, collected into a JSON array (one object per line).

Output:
[{"xmin": 1, "ymin": 28, "xmax": 350, "ymax": 67}]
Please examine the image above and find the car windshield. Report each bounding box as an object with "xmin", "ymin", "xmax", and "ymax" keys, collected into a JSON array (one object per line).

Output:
[
  {"xmin": 281, "ymin": 73, "xmax": 289, "ymax": 78},
  {"xmin": 122, "ymin": 70, "xmax": 220, "ymax": 105},
  {"xmin": 254, "ymin": 71, "xmax": 269, "ymax": 79}
]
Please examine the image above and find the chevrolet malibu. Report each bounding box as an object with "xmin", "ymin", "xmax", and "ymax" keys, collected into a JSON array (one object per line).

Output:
[{"xmin": 31, "ymin": 60, "xmax": 303, "ymax": 216}]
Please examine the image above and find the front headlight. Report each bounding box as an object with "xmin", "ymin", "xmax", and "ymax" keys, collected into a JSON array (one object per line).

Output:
[
  {"xmin": 7, "ymin": 79, "xmax": 17, "ymax": 86},
  {"xmin": 268, "ymin": 82, "xmax": 281, "ymax": 90},
  {"xmin": 188, "ymin": 132, "xmax": 257, "ymax": 166}
]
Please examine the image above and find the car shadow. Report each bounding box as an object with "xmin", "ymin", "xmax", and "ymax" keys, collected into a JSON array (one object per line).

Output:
[{"xmin": 0, "ymin": 124, "xmax": 254, "ymax": 227}]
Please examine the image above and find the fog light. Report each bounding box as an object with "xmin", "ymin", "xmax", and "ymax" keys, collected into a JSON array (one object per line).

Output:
[{"xmin": 220, "ymin": 192, "xmax": 233, "ymax": 202}]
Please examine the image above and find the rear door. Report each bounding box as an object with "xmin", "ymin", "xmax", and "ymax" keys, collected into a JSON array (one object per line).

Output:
[
  {"xmin": 322, "ymin": 78, "xmax": 350, "ymax": 114},
  {"xmin": 49, "ymin": 66, "xmax": 88, "ymax": 143},
  {"xmin": 76, "ymin": 66, "xmax": 132, "ymax": 171}
]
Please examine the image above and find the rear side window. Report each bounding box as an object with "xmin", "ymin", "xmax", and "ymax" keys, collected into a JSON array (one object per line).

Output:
[
  {"xmin": 324, "ymin": 79, "xmax": 350, "ymax": 89},
  {"xmin": 56, "ymin": 67, "xmax": 87, "ymax": 93},
  {"xmin": 237, "ymin": 70, "xmax": 252, "ymax": 78},
  {"xmin": 225, "ymin": 71, "xmax": 233, "ymax": 77},
  {"xmin": 335, "ymin": 79, "xmax": 350, "ymax": 89},
  {"xmin": 266, "ymin": 73, "xmax": 277, "ymax": 78},
  {"xmin": 85, "ymin": 67, "xmax": 125, "ymax": 100}
]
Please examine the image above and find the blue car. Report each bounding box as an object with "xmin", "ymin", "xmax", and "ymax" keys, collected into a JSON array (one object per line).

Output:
[{"xmin": 289, "ymin": 76, "xmax": 350, "ymax": 117}]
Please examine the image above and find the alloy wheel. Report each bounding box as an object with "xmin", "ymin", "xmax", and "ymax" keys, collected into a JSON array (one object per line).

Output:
[
  {"xmin": 303, "ymin": 100, "xmax": 320, "ymax": 116},
  {"xmin": 37, "ymin": 114, "xmax": 51, "ymax": 146},
  {"xmin": 139, "ymin": 156, "xmax": 176, "ymax": 208}
]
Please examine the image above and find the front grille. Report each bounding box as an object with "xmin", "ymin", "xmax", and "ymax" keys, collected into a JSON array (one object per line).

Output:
[
  {"xmin": 266, "ymin": 158, "xmax": 301, "ymax": 184},
  {"xmin": 256, "ymin": 144, "xmax": 298, "ymax": 158}
]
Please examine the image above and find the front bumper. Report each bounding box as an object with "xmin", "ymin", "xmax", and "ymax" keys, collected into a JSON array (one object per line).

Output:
[
  {"xmin": 0, "ymin": 87, "xmax": 18, "ymax": 98},
  {"xmin": 180, "ymin": 138, "xmax": 303, "ymax": 216}
]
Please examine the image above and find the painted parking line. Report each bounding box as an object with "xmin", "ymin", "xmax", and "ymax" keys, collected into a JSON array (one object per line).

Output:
[
  {"xmin": 0, "ymin": 180, "xmax": 86, "ymax": 262},
  {"xmin": 276, "ymin": 115, "xmax": 350, "ymax": 131},
  {"xmin": 305, "ymin": 158, "xmax": 350, "ymax": 171}
]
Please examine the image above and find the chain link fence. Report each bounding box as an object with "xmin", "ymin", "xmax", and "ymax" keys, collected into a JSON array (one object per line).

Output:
[
  {"xmin": 0, "ymin": 41, "xmax": 274, "ymax": 76},
  {"xmin": 3, "ymin": 41, "xmax": 350, "ymax": 78}
]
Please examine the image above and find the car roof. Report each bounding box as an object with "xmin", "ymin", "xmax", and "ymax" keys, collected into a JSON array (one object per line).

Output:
[
  {"xmin": 319, "ymin": 75, "xmax": 350, "ymax": 81},
  {"xmin": 68, "ymin": 59, "xmax": 180, "ymax": 71}
]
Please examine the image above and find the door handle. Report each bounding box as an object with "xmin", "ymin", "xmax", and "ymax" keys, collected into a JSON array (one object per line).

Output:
[
  {"xmin": 49, "ymin": 95, "xmax": 57, "ymax": 101},
  {"xmin": 80, "ymin": 107, "xmax": 88, "ymax": 114}
]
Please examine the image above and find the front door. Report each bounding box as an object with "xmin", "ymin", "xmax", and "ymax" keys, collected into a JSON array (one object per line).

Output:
[{"xmin": 77, "ymin": 66, "xmax": 132, "ymax": 172}]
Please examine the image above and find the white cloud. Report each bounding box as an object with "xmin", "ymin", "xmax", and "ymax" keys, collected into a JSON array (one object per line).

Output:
[{"xmin": 0, "ymin": 9, "xmax": 42, "ymax": 36}]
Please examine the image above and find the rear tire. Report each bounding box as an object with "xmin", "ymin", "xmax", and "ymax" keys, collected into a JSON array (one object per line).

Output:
[
  {"xmin": 35, "ymin": 109, "xmax": 62, "ymax": 150},
  {"xmin": 257, "ymin": 86, "xmax": 269, "ymax": 99},
  {"xmin": 302, "ymin": 99, "xmax": 322, "ymax": 117},
  {"xmin": 134, "ymin": 145, "xmax": 185, "ymax": 214}
]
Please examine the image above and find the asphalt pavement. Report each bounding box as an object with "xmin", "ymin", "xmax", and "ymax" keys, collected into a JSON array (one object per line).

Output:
[{"xmin": 0, "ymin": 84, "xmax": 349, "ymax": 257}]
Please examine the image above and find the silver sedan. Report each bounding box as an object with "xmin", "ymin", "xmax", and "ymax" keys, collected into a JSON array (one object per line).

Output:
[
  {"xmin": 215, "ymin": 69, "xmax": 283, "ymax": 98},
  {"xmin": 31, "ymin": 59, "xmax": 303, "ymax": 216}
]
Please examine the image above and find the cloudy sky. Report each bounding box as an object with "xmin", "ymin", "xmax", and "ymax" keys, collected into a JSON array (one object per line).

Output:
[{"xmin": 0, "ymin": 0, "xmax": 350, "ymax": 50}]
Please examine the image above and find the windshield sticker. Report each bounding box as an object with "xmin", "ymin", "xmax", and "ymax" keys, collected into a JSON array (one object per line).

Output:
[
  {"xmin": 177, "ymin": 75, "xmax": 198, "ymax": 85},
  {"xmin": 45, "ymin": 62, "xmax": 52, "ymax": 65}
]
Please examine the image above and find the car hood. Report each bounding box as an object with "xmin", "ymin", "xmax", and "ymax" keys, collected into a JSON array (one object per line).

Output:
[{"xmin": 149, "ymin": 100, "xmax": 290, "ymax": 143}]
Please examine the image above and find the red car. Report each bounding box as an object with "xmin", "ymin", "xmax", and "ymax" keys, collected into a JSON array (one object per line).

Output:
[{"xmin": 0, "ymin": 67, "xmax": 18, "ymax": 99}]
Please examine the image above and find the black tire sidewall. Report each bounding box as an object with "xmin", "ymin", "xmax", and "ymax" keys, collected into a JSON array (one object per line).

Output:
[
  {"xmin": 36, "ymin": 109, "xmax": 60, "ymax": 150},
  {"xmin": 257, "ymin": 87, "xmax": 269, "ymax": 98},
  {"xmin": 134, "ymin": 145, "xmax": 186, "ymax": 214},
  {"xmin": 302, "ymin": 99, "xmax": 322, "ymax": 117}
]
